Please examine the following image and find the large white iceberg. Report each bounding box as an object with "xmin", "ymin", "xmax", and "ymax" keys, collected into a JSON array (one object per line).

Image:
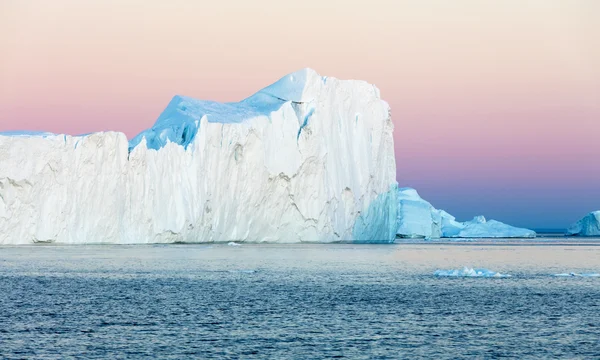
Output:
[
  {"xmin": 0, "ymin": 69, "xmax": 398, "ymax": 244},
  {"xmin": 396, "ymin": 187, "xmax": 536, "ymax": 239},
  {"xmin": 566, "ymin": 211, "xmax": 600, "ymax": 237}
]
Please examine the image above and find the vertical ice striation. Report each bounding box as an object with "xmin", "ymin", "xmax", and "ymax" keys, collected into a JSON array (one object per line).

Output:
[{"xmin": 0, "ymin": 69, "xmax": 398, "ymax": 244}]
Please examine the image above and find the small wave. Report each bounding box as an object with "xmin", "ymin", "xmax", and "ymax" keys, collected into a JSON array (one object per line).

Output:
[
  {"xmin": 553, "ymin": 273, "xmax": 600, "ymax": 277},
  {"xmin": 227, "ymin": 269, "xmax": 256, "ymax": 274},
  {"xmin": 434, "ymin": 267, "xmax": 511, "ymax": 278}
]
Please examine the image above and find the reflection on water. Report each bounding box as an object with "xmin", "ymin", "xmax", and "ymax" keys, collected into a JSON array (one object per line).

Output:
[{"xmin": 1, "ymin": 243, "xmax": 599, "ymax": 358}]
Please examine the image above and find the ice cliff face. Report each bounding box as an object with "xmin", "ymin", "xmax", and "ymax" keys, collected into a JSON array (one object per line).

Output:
[
  {"xmin": 566, "ymin": 211, "xmax": 600, "ymax": 237},
  {"xmin": 396, "ymin": 188, "xmax": 536, "ymax": 239},
  {"xmin": 0, "ymin": 69, "xmax": 397, "ymax": 244},
  {"xmin": 395, "ymin": 188, "xmax": 441, "ymax": 239}
]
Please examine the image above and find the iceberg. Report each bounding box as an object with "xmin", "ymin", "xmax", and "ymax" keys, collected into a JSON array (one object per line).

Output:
[
  {"xmin": 434, "ymin": 267, "xmax": 512, "ymax": 278},
  {"xmin": 566, "ymin": 211, "xmax": 600, "ymax": 237},
  {"xmin": 396, "ymin": 188, "xmax": 536, "ymax": 239},
  {"xmin": 442, "ymin": 215, "xmax": 536, "ymax": 239},
  {"xmin": 0, "ymin": 69, "xmax": 398, "ymax": 244},
  {"xmin": 395, "ymin": 188, "xmax": 441, "ymax": 239}
]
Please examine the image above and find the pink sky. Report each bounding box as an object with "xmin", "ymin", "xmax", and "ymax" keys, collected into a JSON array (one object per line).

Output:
[{"xmin": 1, "ymin": 0, "xmax": 599, "ymax": 228}]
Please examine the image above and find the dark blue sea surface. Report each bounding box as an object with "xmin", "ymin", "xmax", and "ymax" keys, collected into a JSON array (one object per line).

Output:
[{"xmin": 1, "ymin": 244, "xmax": 599, "ymax": 359}]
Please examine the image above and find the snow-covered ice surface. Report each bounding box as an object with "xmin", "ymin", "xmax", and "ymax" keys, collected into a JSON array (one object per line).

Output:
[
  {"xmin": 0, "ymin": 131, "xmax": 56, "ymax": 137},
  {"xmin": 434, "ymin": 267, "xmax": 512, "ymax": 278},
  {"xmin": 566, "ymin": 211, "xmax": 600, "ymax": 237},
  {"xmin": 0, "ymin": 69, "xmax": 397, "ymax": 244},
  {"xmin": 395, "ymin": 187, "xmax": 536, "ymax": 239}
]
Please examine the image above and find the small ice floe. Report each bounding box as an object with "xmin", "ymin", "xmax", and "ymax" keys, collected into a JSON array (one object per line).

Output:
[
  {"xmin": 227, "ymin": 242, "xmax": 242, "ymax": 246},
  {"xmin": 434, "ymin": 267, "xmax": 511, "ymax": 278},
  {"xmin": 553, "ymin": 273, "xmax": 600, "ymax": 277}
]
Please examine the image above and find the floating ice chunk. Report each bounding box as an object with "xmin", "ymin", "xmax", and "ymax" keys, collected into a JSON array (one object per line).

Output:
[
  {"xmin": 227, "ymin": 242, "xmax": 242, "ymax": 247},
  {"xmin": 553, "ymin": 273, "xmax": 600, "ymax": 277},
  {"xmin": 434, "ymin": 267, "xmax": 512, "ymax": 278}
]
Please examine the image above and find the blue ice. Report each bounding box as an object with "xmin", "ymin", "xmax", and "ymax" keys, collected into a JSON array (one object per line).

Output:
[
  {"xmin": 434, "ymin": 267, "xmax": 512, "ymax": 278},
  {"xmin": 128, "ymin": 69, "xmax": 317, "ymax": 152}
]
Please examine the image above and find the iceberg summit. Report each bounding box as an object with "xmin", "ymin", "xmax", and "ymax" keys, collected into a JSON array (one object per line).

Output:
[{"xmin": 0, "ymin": 69, "xmax": 398, "ymax": 244}]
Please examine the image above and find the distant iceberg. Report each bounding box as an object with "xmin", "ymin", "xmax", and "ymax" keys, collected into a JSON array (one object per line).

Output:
[
  {"xmin": 442, "ymin": 214, "xmax": 536, "ymax": 239},
  {"xmin": 434, "ymin": 267, "xmax": 512, "ymax": 278},
  {"xmin": 396, "ymin": 187, "xmax": 536, "ymax": 239},
  {"xmin": 566, "ymin": 211, "xmax": 600, "ymax": 237}
]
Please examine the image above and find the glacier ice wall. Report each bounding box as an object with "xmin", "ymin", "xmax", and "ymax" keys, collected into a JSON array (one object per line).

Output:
[
  {"xmin": 566, "ymin": 211, "xmax": 600, "ymax": 237},
  {"xmin": 0, "ymin": 69, "xmax": 397, "ymax": 244}
]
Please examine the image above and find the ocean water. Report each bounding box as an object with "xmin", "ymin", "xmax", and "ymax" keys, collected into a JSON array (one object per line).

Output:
[{"xmin": 1, "ymin": 243, "xmax": 599, "ymax": 359}]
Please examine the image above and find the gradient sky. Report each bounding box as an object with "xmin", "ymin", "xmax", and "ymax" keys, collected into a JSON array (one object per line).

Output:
[{"xmin": 1, "ymin": 0, "xmax": 599, "ymax": 229}]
